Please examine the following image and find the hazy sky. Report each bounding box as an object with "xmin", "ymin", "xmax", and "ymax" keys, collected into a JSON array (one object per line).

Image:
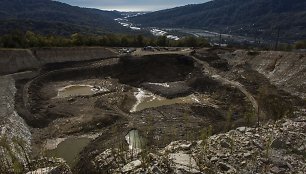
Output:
[{"xmin": 56, "ymin": 0, "xmax": 210, "ymax": 11}]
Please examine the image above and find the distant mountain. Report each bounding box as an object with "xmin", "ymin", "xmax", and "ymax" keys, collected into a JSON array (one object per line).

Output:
[
  {"xmin": 0, "ymin": 0, "xmax": 128, "ymax": 35},
  {"xmin": 131, "ymin": 0, "xmax": 306, "ymax": 42}
]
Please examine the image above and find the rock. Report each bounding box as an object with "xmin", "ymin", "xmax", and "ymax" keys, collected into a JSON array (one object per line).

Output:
[
  {"xmin": 90, "ymin": 115, "xmax": 306, "ymax": 173},
  {"xmin": 179, "ymin": 143, "xmax": 193, "ymax": 151},
  {"xmin": 169, "ymin": 152, "xmax": 200, "ymax": 173},
  {"xmin": 270, "ymin": 166, "xmax": 285, "ymax": 174},
  {"xmin": 49, "ymin": 165, "xmax": 72, "ymax": 174},
  {"xmin": 252, "ymin": 140, "xmax": 264, "ymax": 150},
  {"xmin": 165, "ymin": 141, "xmax": 194, "ymax": 152},
  {"xmin": 94, "ymin": 149, "xmax": 115, "ymax": 167},
  {"xmin": 122, "ymin": 160, "xmax": 142, "ymax": 173},
  {"xmin": 220, "ymin": 140, "xmax": 231, "ymax": 148},
  {"xmin": 269, "ymin": 156, "xmax": 290, "ymax": 169},
  {"xmin": 218, "ymin": 162, "xmax": 233, "ymax": 171},
  {"xmin": 297, "ymin": 145, "xmax": 305, "ymax": 151},
  {"xmin": 151, "ymin": 165, "xmax": 162, "ymax": 174},
  {"xmin": 302, "ymin": 125, "xmax": 306, "ymax": 133},
  {"xmin": 245, "ymin": 132, "xmax": 252, "ymax": 136},
  {"xmin": 210, "ymin": 157, "xmax": 218, "ymax": 163},
  {"xmin": 237, "ymin": 127, "xmax": 246, "ymax": 132},
  {"xmin": 148, "ymin": 153, "xmax": 158, "ymax": 161},
  {"xmin": 241, "ymin": 161, "xmax": 247, "ymax": 166},
  {"xmin": 27, "ymin": 167, "xmax": 56, "ymax": 174},
  {"xmin": 67, "ymin": 98, "xmax": 76, "ymax": 102},
  {"xmin": 243, "ymin": 152, "xmax": 252, "ymax": 158},
  {"xmin": 27, "ymin": 165, "xmax": 72, "ymax": 174}
]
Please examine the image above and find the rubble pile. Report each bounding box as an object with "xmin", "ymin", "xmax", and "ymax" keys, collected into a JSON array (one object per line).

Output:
[{"xmin": 93, "ymin": 116, "xmax": 306, "ymax": 173}]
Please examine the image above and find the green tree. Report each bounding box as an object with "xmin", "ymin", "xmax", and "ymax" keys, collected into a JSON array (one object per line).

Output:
[
  {"xmin": 1, "ymin": 31, "xmax": 27, "ymax": 48},
  {"xmin": 120, "ymin": 36, "xmax": 129, "ymax": 47},
  {"xmin": 184, "ymin": 36, "xmax": 197, "ymax": 47},
  {"xmin": 295, "ymin": 40, "xmax": 306, "ymax": 49},
  {"xmin": 157, "ymin": 36, "xmax": 167, "ymax": 46},
  {"xmin": 136, "ymin": 35, "xmax": 145, "ymax": 47},
  {"xmin": 71, "ymin": 33, "xmax": 83, "ymax": 46},
  {"xmin": 25, "ymin": 31, "xmax": 40, "ymax": 47}
]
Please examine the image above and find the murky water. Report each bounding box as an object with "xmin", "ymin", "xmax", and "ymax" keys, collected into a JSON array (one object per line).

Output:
[
  {"xmin": 125, "ymin": 130, "xmax": 145, "ymax": 150},
  {"xmin": 57, "ymin": 85, "xmax": 107, "ymax": 98},
  {"xmin": 131, "ymin": 89, "xmax": 200, "ymax": 112},
  {"xmin": 46, "ymin": 137, "xmax": 91, "ymax": 167}
]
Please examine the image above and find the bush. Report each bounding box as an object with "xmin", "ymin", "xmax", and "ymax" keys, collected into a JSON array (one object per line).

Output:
[
  {"xmin": 0, "ymin": 31, "xmax": 210, "ymax": 48},
  {"xmin": 295, "ymin": 40, "xmax": 306, "ymax": 49}
]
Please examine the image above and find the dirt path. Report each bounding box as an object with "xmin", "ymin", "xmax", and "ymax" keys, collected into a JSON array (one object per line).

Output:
[
  {"xmin": 132, "ymin": 48, "xmax": 192, "ymax": 56},
  {"xmin": 192, "ymin": 56, "xmax": 259, "ymax": 115}
]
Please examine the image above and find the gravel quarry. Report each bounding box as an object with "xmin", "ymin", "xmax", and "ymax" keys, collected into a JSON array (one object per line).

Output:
[{"xmin": 0, "ymin": 47, "xmax": 305, "ymax": 173}]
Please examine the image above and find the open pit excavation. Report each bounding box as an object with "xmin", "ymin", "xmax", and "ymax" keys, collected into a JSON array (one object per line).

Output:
[{"xmin": 0, "ymin": 47, "xmax": 305, "ymax": 173}]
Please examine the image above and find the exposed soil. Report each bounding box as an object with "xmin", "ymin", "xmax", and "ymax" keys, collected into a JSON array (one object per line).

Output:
[{"xmin": 13, "ymin": 49, "xmax": 305, "ymax": 173}]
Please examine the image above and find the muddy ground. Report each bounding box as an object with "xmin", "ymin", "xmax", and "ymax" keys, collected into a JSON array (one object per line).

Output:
[{"xmin": 14, "ymin": 49, "xmax": 305, "ymax": 173}]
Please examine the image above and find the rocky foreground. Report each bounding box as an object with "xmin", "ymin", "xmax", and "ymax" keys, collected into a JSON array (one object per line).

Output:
[{"xmin": 90, "ymin": 116, "xmax": 306, "ymax": 174}]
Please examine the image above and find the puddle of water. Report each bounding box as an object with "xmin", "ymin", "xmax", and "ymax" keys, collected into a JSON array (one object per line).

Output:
[
  {"xmin": 147, "ymin": 82, "xmax": 170, "ymax": 88},
  {"xmin": 125, "ymin": 130, "xmax": 145, "ymax": 150},
  {"xmin": 57, "ymin": 85, "xmax": 107, "ymax": 98},
  {"xmin": 130, "ymin": 88, "xmax": 200, "ymax": 112},
  {"xmin": 46, "ymin": 137, "xmax": 91, "ymax": 167}
]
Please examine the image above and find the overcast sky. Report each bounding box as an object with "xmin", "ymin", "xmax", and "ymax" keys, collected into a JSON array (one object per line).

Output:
[{"xmin": 56, "ymin": 0, "xmax": 210, "ymax": 11}]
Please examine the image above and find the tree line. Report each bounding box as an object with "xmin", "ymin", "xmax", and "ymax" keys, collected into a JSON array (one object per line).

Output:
[
  {"xmin": 294, "ymin": 40, "xmax": 306, "ymax": 49},
  {"xmin": 0, "ymin": 31, "xmax": 210, "ymax": 48}
]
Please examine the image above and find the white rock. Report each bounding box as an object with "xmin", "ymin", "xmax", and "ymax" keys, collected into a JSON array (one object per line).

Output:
[
  {"xmin": 169, "ymin": 152, "xmax": 200, "ymax": 173},
  {"xmin": 122, "ymin": 160, "xmax": 142, "ymax": 173},
  {"xmin": 210, "ymin": 156, "xmax": 218, "ymax": 162},
  {"xmin": 243, "ymin": 152, "xmax": 252, "ymax": 158},
  {"xmin": 237, "ymin": 127, "xmax": 246, "ymax": 132},
  {"xmin": 26, "ymin": 167, "xmax": 56, "ymax": 174}
]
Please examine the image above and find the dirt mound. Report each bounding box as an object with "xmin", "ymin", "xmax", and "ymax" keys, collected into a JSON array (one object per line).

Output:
[
  {"xmin": 115, "ymin": 54, "xmax": 196, "ymax": 86},
  {"xmin": 142, "ymin": 81, "xmax": 192, "ymax": 98},
  {"xmin": 194, "ymin": 49, "xmax": 230, "ymax": 71},
  {"xmin": 187, "ymin": 76, "xmax": 221, "ymax": 93}
]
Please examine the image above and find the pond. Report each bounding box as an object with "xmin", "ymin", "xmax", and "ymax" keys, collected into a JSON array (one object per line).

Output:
[
  {"xmin": 57, "ymin": 85, "xmax": 107, "ymax": 98},
  {"xmin": 130, "ymin": 88, "xmax": 200, "ymax": 112},
  {"xmin": 46, "ymin": 137, "xmax": 91, "ymax": 167}
]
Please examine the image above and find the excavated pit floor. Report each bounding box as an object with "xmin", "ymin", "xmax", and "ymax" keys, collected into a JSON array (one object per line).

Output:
[{"xmin": 16, "ymin": 53, "xmax": 301, "ymax": 170}]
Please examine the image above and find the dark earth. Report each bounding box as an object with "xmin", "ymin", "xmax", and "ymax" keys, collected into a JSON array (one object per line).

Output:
[{"xmin": 13, "ymin": 48, "xmax": 305, "ymax": 173}]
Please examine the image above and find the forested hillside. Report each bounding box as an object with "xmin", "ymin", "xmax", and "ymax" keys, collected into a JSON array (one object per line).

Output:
[
  {"xmin": 131, "ymin": 0, "xmax": 306, "ymax": 41},
  {"xmin": 0, "ymin": 0, "xmax": 128, "ymax": 35}
]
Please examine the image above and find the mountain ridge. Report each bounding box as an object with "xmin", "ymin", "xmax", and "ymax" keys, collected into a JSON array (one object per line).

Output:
[
  {"xmin": 131, "ymin": 0, "xmax": 306, "ymax": 42},
  {"xmin": 0, "ymin": 0, "xmax": 128, "ymax": 35}
]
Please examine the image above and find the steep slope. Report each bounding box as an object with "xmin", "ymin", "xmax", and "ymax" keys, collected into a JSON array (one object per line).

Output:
[
  {"xmin": 131, "ymin": 0, "xmax": 306, "ymax": 41},
  {"xmin": 225, "ymin": 50, "xmax": 306, "ymax": 99},
  {"xmin": 0, "ymin": 0, "xmax": 127, "ymax": 35}
]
